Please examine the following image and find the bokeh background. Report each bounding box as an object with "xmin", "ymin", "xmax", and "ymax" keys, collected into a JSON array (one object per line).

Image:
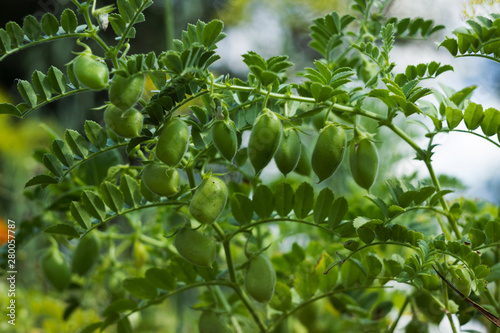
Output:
[{"xmin": 0, "ymin": 0, "xmax": 499, "ymax": 332}]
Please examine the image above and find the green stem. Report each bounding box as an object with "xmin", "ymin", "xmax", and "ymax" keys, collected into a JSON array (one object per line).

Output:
[
  {"xmin": 213, "ymin": 286, "xmax": 243, "ymax": 333},
  {"xmin": 228, "ymin": 217, "xmax": 334, "ymax": 240},
  {"xmin": 164, "ymin": 0, "xmax": 174, "ymax": 50},
  {"xmin": 387, "ymin": 296, "xmax": 409, "ymax": 333},
  {"xmin": 425, "ymin": 159, "xmax": 462, "ymax": 239},
  {"xmin": 21, "ymin": 88, "xmax": 90, "ymax": 118},
  {"xmin": 455, "ymin": 53, "xmax": 500, "ymax": 64},
  {"xmin": 233, "ymin": 287, "xmax": 267, "ymax": 332},
  {"xmin": 387, "ymin": 123, "xmax": 462, "ymax": 239},
  {"xmin": 323, "ymin": 241, "xmax": 416, "ymax": 274},
  {"xmin": 443, "ymin": 129, "xmax": 500, "ymax": 149},
  {"xmin": 59, "ymin": 142, "xmax": 131, "ymax": 183},
  {"xmin": 115, "ymin": 0, "xmax": 151, "ymax": 51},
  {"xmin": 265, "ymin": 285, "xmax": 392, "ymax": 333},
  {"xmin": 84, "ymin": 200, "xmax": 189, "ymax": 234}
]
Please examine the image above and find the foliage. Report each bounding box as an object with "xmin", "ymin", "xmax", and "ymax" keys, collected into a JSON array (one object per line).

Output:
[{"xmin": 1, "ymin": 0, "xmax": 500, "ymax": 332}]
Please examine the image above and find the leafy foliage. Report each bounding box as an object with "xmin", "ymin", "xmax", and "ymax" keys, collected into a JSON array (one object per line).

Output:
[{"xmin": 1, "ymin": 0, "xmax": 500, "ymax": 332}]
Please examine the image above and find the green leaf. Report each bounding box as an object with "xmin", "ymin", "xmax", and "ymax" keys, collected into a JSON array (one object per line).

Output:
[
  {"xmin": 47, "ymin": 66, "xmax": 67, "ymax": 94},
  {"xmin": 383, "ymin": 254, "xmax": 404, "ymax": 277},
  {"xmin": 450, "ymin": 85, "xmax": 476, "ymax": 107},
  {"xmin": 413, "ymin": 186, "xmax": 436, "ymax": 205},
  {"xmin": 328, "ymin": 196, "xmax": 348, "ymax": 229},
  {"xmin": 464, "ymin": 102, "xmax": 484, "ymax": 130},
  {"xmin": 126, "ymin": 136, "xmax": 149, "ymax": 155},
  {"xmin": 293, "ymin": 182, "xmax": 314, "ymax": 219},
  {"xmin": 123, "ymin": 278, "xmax": 158, "ymax": 299},
  {"xmin": 485, "ymin": 220, "xmax": 500, "ymax": 242},
  {"xmin": 468, "ymin": 228, "xmax": 485, "ymax": 248},
  {"xmin": 364, "ymin": 194, "xmax": 389, "ymax": 218},
  {"xmin": 44, "ymin": 223, "xmax": 80, "ymax": 238},
  {"xmin": 145, "ymin": 267, "xmax": 177, "ymax": 291},
  {"xmin": 70, "ymin": 201, "xmax": 91, "ymax": 230},
  {"xmin": 84, "ymin": 120, "xmax": 107, "ymax": 149},
  {"xmin": 43, "ymin": 153, "xmax": 64, "ymax": 177},
  {"xmin": 486, "ymin": 263, "xmax": 500, "ymax": 282},
  {"xmin": 202, "ymin": 19, "xmax": 225, "ymax": 50},
  {"xmin": 274, "ymin": 182, "xmax": 294, "ymax": 217},
  {"xmin": 253, "ymin": 184, "xmax": 274, "ymax": 219},
  {"xmin": 61, "ymin": 9, "xmax": 78, "ymax": 33},
  {"xmin": 6, "ymin": 22, "xmax": 24, "ymax": 47},
  {"xmin": 310, "ymin": 82, "xmax": 334, "ymax": 102},
  {"xmin": 65, "ymin": 129, "xmax": 89, "ymax": 158},
  {"xmin": 103, "ymin": 299, "xmax": 138, "ymax": 317},
  {"xmin": 230, "ymin": 193, "xmax": 253, "ymax": 224},
  {"xmin": 41, "ymin": 13, "xmax": 59, "ymax": 36},
  {"xmin": 315, "ymin": 252, "xmax": 338, "ymax": 292},
  {"xmin": 120, "ymin": 174, "xmax": 141, "ymax": 208},
  {"xmin": 429, "ymin": 189, "xmax": 454, "ymax": 206},
  {"xmin": 269, "ymin": 281, "xmax": 292, "ymax": 312},
  {"xmin": 0, "ymin": 29, "xmax": 12, "ymax": 52},
  {"xmin": 398, "ymin": 190, "xmax": 417, "ymax": 208},
  {"xmin": 314, "ymin": 188, "xmax": 334, "ymax": 224},
  {"xmin": 17, "ymin": 80, "xmax": 37, "ymax": 107},
  {"xmin": 81, "ymin": 191, "xmax": 107, "ymax": 221},
  {"xmin": 340, "ymin": 258, "xmax": 365, "ymax": 287},
  {"xmin": 375, "ymin": 225, "xmax": 392, "ymax": 241},
  {"xmin": 99, "ymin": 182, "xmax": 124, "ymax": 213},
  {"xmin": 474, "ymin": 265, "xmax": 490, "ymax": 279},
  {"xmin": 445, "ymin": 106, "xmax": 463, "ymax": 130},
  {"xmin": 480, "ymin": 107, "xmax": 500, "ymax": 136},
  {"xmin": 23, "ymin": 15, "xmax": 41, "ymax": 41},
  {"xmin": 440, "ymin": 37, "xmax": 458, "ymax": 56},
  {"xmin": 51, "ymin": 140, "xmax": 73, "ymax": 167},
  {"xmin": 391, "ymin": 224, "xmax": 407, "ymax": 243},
  {"xmin": 117, "ymin": 0, "xmax": 135, "ymax": 23},
  {"xmin": 294, "ymin": 259, "xmax": 318, "ymax": 299},
  {"xmin": 24, "ymin": 174, "xmax": 58, "ymax": 188},
  {"xmin": 31, "ymin": 70, "xmax": 52, "ymax": 100},
  {"xmin": 364, "ymin": 253, "xmax": 383, "ymax": 277},
  {"xmin": 343, "ymin": 240, "xmax": 359, "ymax": 251},
  {"xmin": 358, "ymin": 226, "xmax": 375, "ymax": 244},
  {"xmin": 190, "ymin": 105, "xmax": 207, "ymax": 124},
  {"xmin": 80, "ymin": 323, "xmax": 103, "ymax": 333},
  {"xmin": 0, "ymin": 103, "xmax": 21, "ymax": 117}
]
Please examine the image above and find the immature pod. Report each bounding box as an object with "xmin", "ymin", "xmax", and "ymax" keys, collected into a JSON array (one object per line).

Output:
[
  {"xmin": 451, "ymin": 267, "xmax": 472, "ymax": 297},
  {"xmin": 274, "ymin": 127, "xmax": 301, "ymax": 176},
  {"xmin": 142, "ymin": 163, "xmax": 180, "ymax": 197},
  {"xmin": 212, "ymin": 119, "xmax": 238, "ymax": 162},
  {"xmin": 312, "ymin": 123, "xmax": 346, "ymax": 182},
  {"xmin": 42, "ymin": 247, "xmax": 71, "ymax": 292},
  {"xmin": 294, "ymin": 143, "xmax": 312, "ymax": 176},
  {"xmin": 73, "ymin": 53, "xmax": 109, "ymax": 90},
  {"xmin": 198, "ymin": 310, "xmax": 230, "ymax": 333},
  {"xmin": 349, "ymin": 138, "xmax": 379, "ymax": 190},
  {"xmin": 189, "ymin": 176, "xmax": 228, "ymax": 225},
  {"xmin": 104, "ymin": 105, "xmax": 144, "ymax": 138},
  {"xmin": 245, "ymin": 254, "xmax": 276, "ymax": 303},
  {"xmin": 248, "ymin": 108, "xmax": 282, "ymax": 173},
  {"xmin": 174, "ymin": 228, "xmax": 216, "ymax": 267},
  {"xmin": 71, "ymin": 232, "xmax": 101, "ymax": 276},
  {"xmin": 156, "ymin": 118, "xmax": 189, "ymax": 167},
  {"xmin": 109, "ymin": 73, "xmax": 145, "ymax": 111}
]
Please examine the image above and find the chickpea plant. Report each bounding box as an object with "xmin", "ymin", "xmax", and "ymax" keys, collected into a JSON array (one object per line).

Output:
[{"xmin": 1, "ymin": 0, "xmax": 500, "ymax": 332}]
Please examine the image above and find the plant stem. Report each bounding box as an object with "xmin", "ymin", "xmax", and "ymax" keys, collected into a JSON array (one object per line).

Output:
[
  {"xmin": 213, "ymin": 286, "xmax": 243, "ymax": 333},
  {"xmin": 387, "ymin": 296, "xmax": 409, "ymax": 333},
  {"xmin": 164, "ymin": 0, "xmax": 174, "ymax": 50},
  {"xmin": 386, "ymin": 123, "xmax": 462, "ymax": 239},
  {"xmin": 265, "ymin": 285, "xmax": 392, "ymax": 332}
]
